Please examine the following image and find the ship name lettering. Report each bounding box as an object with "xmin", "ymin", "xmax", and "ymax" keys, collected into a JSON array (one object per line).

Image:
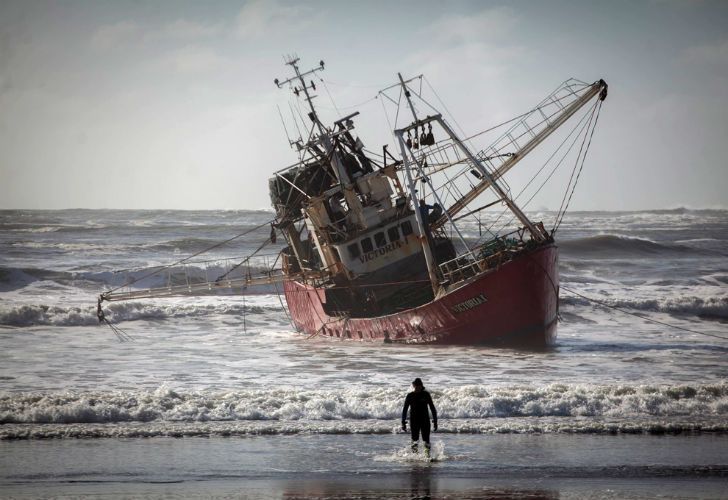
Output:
[
  {"xmin": 451, "ymin": 294, "xmax": 488, "ymax": 314},
  {"xmin": 358, "ymin": 239, "xmax": 403, "ymax": 263}
]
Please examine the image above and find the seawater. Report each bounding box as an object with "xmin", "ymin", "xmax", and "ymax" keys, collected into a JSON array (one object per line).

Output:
[{"xmin": 1, "ymin": 208, "xmax": 727, "ymax": 440}]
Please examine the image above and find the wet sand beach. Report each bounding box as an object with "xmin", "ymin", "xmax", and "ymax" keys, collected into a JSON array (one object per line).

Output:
[{"xmin": 2, "ymin": 433, "xmax": 727, "ymax": 499}]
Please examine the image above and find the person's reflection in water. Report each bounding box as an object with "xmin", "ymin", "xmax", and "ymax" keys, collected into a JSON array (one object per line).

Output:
[{"xmin": 409, "ymin": 468, "xmax": 432, "ymax": 500}]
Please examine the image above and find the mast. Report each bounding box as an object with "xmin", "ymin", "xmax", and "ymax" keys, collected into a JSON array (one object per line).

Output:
[
  {"xmin": 395, "ymin": 73, "xmax": 441, "ymax": 294},
  {"xmin": 395, "ymin": 73, "xmax": 547, "ymax": 242},
  {"xmin": 398, "ymin": 72, "xmax": 419, "ymax": 124},
  {"xmin": 274, "ymin": 56, "xmax": 352, "ymax": 186},
  {"xmin": 396, "ymin": 130, "xmax": 440, "ymax": 294}
]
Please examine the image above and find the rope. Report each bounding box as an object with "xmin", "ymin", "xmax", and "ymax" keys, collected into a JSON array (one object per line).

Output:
[
  {"xmin": 273, "ymin": 280, "xmax": 294, "ymax": 329},
  {"xmin": 102, "ymin": 316, "xmax": 134, "ymax": 342},
  {"xmin": 380, "ymin": 92, "xmax": 398, "ymax": 148},
  {"xmin": 561, "ymin": 286, "xmax": 728, "ymax": 341}
]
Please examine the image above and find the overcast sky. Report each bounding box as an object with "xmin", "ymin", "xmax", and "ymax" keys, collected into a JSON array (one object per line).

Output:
[{"xmin": 1, "ymin": 0, "xmax": 727, "ymax": 210}]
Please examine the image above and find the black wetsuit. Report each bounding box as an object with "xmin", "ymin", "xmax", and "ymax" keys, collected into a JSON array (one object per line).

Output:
[{"xmin": 402, "ymin": 389, "xmax": 437, "ymax": 445}]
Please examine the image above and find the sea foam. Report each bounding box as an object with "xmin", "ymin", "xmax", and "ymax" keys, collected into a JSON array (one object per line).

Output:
[{"xmin": 2, "ymin": 383, "xmax": 726, "ymax": 426}]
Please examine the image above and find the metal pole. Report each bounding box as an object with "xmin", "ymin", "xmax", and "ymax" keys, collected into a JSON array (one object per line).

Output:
[
  {"xmin": 398, "ymin": 73, "xmax": 419, "ymax": 124},
  {"xmin": 402, "ymin": 144, "xmax": 477, "ymax": 261},
  {"xmin": 396, "ymin": 130, "xmax": 440, "ymax": 295}
]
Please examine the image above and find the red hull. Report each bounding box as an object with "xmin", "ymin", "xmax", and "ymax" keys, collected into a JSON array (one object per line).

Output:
[{"xmin": 284, "ymin": 245, "xmax": 559, "ymax": 347}]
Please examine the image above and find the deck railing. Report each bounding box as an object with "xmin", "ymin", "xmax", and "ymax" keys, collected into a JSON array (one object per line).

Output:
[{"xmin": 438, "ymin": 228, "xmax": 530, "ymax": 286}]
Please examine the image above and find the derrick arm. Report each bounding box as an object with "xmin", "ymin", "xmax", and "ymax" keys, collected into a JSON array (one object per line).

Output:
[
  {"xmin": 98, "ymin": 269, "xmax": 302, "ymax": 304},
  {"xmin": 433, "ymin": 79, "xmax": 608, "ymax": 229}
]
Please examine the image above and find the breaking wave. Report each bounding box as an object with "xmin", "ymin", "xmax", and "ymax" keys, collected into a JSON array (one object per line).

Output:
[
  {"xmin": 4, "ymin": 417, "xmax": 728, "ymax": 440},
  {"xmin": 0, "ymin": 264, "xmax": 276, "ymax": 293},
  {"xmin": 560, "ymin": 294, "xmax": 728, "ymax": 319},
  {"xmin": 145, "ymin": 237, "xmax": 257, "ymax": 253},
  {"xmin": 0, "ymin": 301, "xmax": 278, "ymax": 327},
  {"xmin": 3, "ymin": 292, "xmax": 725, "ymax": 327},
  {"xmin": 2, "ymin": 383, "xmax": 726, "ymax": 426},
  {"xmin": 559, "ymin": 234, "xmax": 709, "ymax": 257}
]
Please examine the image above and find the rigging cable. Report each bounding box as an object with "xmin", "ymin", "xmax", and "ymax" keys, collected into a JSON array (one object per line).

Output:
[
  {"xmin": 322, "ymin": 78, "xmax": 389, "ymax": 89},
  {"xmin": 273, "ymin": 280, "xmax": 295, "ymax": 329},
  {"xmin": 215, "ymin": 236, "xmax": 272, "ymax": 282},
  {"xmin": 317, "ymin": 78, "xmax": 379, "ymax": 112},
  {"xmin": 96, "ymin": 300, "xmax": 134, "ymax": 342},
  {"xmin": 423, "ymin": 76, "xmax": 472, "ymax": 146},
  {"xmin": 553, "ymin": 100, "xmax": 603, "ymax": 233},
  {"xmin": 319, "ymin": 77, "xmax": 342, "ymax": 116},
  {"xmin": 379, "ymin": 91, "xmax": 398, "ymax": 148},
  {"xmin": 448, "ymin": 84, "xmax": 594, "ymax": 149},
  {"xmin": 480, "ymin": 99, "xmax": 598, "ymax": 243},
  {"xmin": 101, "ymin": 218, "xmax": 276, "ymax": 297},
  {"xmin": 101, "ymin": 316, "xmax": 134, "ymax": 342},
  {"xmin": 517, "ymin": 100, "xmax": 599, "ymax": 210}
]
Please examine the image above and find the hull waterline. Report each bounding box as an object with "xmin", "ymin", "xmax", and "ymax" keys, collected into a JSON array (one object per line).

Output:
[{"xmin": 284, "ymin": 245, "xmax": 559, "ymax": 347}]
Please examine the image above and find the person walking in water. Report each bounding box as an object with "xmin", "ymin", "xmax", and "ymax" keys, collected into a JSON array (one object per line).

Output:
[{"xmin": 401, "ymin": 378, "xmax": 438, "ymax": 456}]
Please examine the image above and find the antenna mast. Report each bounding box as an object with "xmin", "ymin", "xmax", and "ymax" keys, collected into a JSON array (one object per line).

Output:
[
  {"xmin": 275, "ymin": 55, "xmax": 327, "ymax": 137},
  {"xmin": 274, "ymin": 56, "xmax": 354, "ymax": 188}
]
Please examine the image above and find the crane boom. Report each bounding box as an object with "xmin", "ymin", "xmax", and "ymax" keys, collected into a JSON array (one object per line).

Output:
[{"xmin": 434, "ymin": 79, "xmax": 608, "ymax": 229}]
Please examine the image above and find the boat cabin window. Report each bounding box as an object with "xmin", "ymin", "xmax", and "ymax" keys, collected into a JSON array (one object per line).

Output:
[
  {"xmin": 401, "ymin": 220, "xmax": 413, "ymax": 236},
  {"xmin": 374, "ymin": 232, "xmax": 386, "ymax": 248},
  {"xmin": 347, "ymin": 243, "xmax": 361, "ymax": 259},
  {"xmin": 387, "ymin": 226, "xmax": 400, "ymax": 242},
  {"xmin": 361, "ymin": 237, "xmax": 373, "ymax": 253}
]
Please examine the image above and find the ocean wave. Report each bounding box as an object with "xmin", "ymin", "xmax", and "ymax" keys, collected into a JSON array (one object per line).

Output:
[
  {"xmin": 9, "ymin": 241, "xmax": 109, "ymax": 252},
  {"xmin": 3, "ymin": 417, "xmax": 728, "ymax": 440},
  {"xmin": 2, "ymin": 383, "xmax": 726, "ymax": 426},
  {"xmin": 145, "ymin": 237, "xmax": 256, "ymax": 253},
  {"xmin": 10, "ymin": 226, "xmax": 62, "ymax": 233},
  {"xmin": 559, "ymin": 234, "xmax": 707, "ymax": 257},
  {"xmin": 560, "ymin": 294, "xmax": 728, "ymax": 319},
  {"xmin": 0, "ymin": 301, "xmax": 278, "ymax": 327},
  {"xmin": 0, "ymin": 263, "xmax": 276, "ymax": 292}
]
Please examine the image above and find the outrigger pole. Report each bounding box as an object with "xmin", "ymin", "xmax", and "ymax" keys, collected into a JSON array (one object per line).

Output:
[
  {"xmin": 436, "ymin": 79, "xmax": 608, "ymax": 230},
  {"xmin": 436, "ymin": 117, "xmax": 547, "ymax": 242}
]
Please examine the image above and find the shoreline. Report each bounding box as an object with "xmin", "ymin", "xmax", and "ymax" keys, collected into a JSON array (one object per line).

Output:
[
  {"xmin": 3, "ymin": 415, "xmax": 728, "ymax": 440},
  {"xmin": 2, "ymin": 433, "xmax": 727, "ymax": 498}
]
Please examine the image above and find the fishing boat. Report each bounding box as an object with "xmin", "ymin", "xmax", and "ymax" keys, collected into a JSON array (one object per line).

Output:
[{"xmin": 98, "ymin": 57, "xmax": 607, "ymax": 347}]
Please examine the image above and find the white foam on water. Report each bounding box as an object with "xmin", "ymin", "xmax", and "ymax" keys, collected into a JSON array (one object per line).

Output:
[
  {"xmin": 3, "ymin": 416, "xmax": 727, "ymax": 440},
  {"xmin": 373, "ymin": 440, "xmax": 447, "ymax": 463},
  {"xmin": 560, "ymin": 291, "xmax": 728, "ymax": 319},
  {"xmin": 2, "ymin": 383, "xmax": 726, "ymax": 425},
  {"xmin": 2, "ymin": 209, "xmax": 728, "ymax": 442},
  {"xmin": 0, "ymin": 294, "xmax": 281, "ymax": 327}
]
